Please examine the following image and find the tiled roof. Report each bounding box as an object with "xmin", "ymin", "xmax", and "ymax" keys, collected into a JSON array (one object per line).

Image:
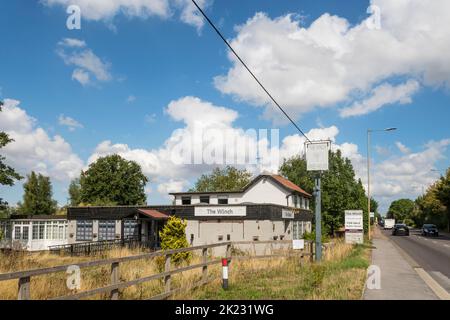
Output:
[
  {"xmin": 138, "ymin": 209, "xmax": 169, "ymax": 219},
  {"xmin": 269, "ymin": 175, "xmax": 312, "ymax": 197}
]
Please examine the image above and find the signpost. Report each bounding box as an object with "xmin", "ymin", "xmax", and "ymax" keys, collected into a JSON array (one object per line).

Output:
[
  {"xmin": 345, "ymin": 210, "xmax": 364, "ymax": 244},
  {"xmin": 305, "ymin": 140, "xmax": 330, "ymax": 262}
]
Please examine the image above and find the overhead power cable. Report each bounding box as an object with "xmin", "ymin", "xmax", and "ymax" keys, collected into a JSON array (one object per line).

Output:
[{"xmin": 191, "ymin": 0, "xmax": 311, "ymax": 143}]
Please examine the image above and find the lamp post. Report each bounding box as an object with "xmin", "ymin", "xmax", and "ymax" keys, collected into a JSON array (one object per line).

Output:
[{"xmin": 367, "ymin": 127, "xmax": 397, "ymax": 240}]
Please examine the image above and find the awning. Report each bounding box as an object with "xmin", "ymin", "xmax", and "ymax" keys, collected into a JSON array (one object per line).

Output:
[{"xmin": 137, "ymin": 209, "xmax": 169, "ymax": 220}]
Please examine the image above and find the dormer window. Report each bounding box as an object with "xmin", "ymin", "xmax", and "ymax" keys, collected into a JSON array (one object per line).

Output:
[
  {"xmin": 181, "ymin": 196, "xmax": 191, "ymax": 205},
  {"xmin": 218, "ymin": 195, "xmax": 228, "ymax": 205}
]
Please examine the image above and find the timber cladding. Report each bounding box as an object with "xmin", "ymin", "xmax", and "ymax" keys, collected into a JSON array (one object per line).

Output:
[{"xmin": 67, "ymin": 204, "xmax": 313, "ymax": 222}]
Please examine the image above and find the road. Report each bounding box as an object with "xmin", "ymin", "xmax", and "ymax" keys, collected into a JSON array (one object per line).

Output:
[{"xmin": 381, "ymin": 228, "xmax": 450, "ymax": 293}]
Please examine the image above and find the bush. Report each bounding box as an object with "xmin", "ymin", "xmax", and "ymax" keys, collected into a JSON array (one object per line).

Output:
[
  {"xmin": 303, "ymin": 231, "xmax": 330, "ymax": 243},
  {"xmin": 156, "ymin": 216, "xmax": 192, "ymax": 271}
]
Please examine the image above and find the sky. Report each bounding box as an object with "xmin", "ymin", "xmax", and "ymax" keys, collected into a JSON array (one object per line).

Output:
[{"xmin": 0, "ymin": 0, "xmax": 449, "ymax": 213}]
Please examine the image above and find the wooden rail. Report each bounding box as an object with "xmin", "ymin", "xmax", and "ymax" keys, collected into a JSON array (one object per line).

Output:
[{"xmin": 0, "ymin": 240, "xmax": 313, "ymax": 300}]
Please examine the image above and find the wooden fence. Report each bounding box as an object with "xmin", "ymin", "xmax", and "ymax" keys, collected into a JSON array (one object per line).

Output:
[
  {"xmin": 0, "ymin": 240, "xmax": 314, "ymax": 300},
  {"xmin": 48, "ymin": 237, "xmax": 149, "ymax": 256}
]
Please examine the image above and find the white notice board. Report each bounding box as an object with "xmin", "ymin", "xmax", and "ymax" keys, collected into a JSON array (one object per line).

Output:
[{"xmin": 306, "ymin": 141, "xmax": 330, "ymax": 171}]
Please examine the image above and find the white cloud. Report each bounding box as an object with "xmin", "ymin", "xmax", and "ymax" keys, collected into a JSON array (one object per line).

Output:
[
  {"xmin": 395, "ymin": 141, "xmax": 411, "ymax": 154},
  {"xmin": 127, "ymin": 95, "xmax": 136, "ymax": 103},
  {"xmin": 0, "ymin": 99, "xmax": 84, "ymax": 181},
  {"xmin": 58, "ymin": 114, "xmax": 84, "ymax": 131},
  {"xmin": 71, "ymin": 69, "xmax": 90, "ymax": 86},
  {"xmin": 58, "ymin": 38, "xmax": 86, "ymax": 48},
  {"xmin": 215, "ymin": 0, "xmax": 450, "ymax": 121},
  {"xmin": 145, "ymin": 113, "xmax": 157, "ymax": 123},
  {"xmin": 42, "ymin": 0, "xmax": 209, "ymax": 30},
  {"xmin": 157, "ymin": 179, "xmax": 189, "ymax": 199},
  {"xmin": 57, "ymin": 39, "xmax": 112, "ymax": 86},
  {"xmin": 339, "ymin": 80, "xmax": 420, "ymax": 118}
]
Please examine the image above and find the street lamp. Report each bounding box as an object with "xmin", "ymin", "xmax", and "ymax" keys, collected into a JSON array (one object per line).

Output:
[{"xmin": 367, "ymin": 127, "xmax": 397, "ymax": 240}]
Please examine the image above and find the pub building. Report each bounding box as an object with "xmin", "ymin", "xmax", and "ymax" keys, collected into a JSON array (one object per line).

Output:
[{"xmin": 1, "ymin": 174, "xmax": 313, "ymax": 253}]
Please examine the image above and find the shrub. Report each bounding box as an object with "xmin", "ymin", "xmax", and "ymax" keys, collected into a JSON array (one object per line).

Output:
[{"xmin": 156, "ymin": 216, "xmax": 192, "ymax": 271}]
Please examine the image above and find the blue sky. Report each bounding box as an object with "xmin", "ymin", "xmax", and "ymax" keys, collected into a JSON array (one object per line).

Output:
[{"xmin": 1, "ymin": 0, "xmax": 449, "ymax": 213}]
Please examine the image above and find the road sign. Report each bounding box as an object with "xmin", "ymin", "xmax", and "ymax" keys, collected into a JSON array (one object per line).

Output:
[
  {"xmin": 345, "ymin": 210, "xmax": 364, "ymax": 230},
  {"xmin": 345, "ymin": 231, "xmax": 364, "ymax": 244},
  {"xmin": 370, "ymin": 212, "xmax": 375, "ymax": 218},
  {"xmin": 306, "ymin": 141, "xmax": 330, "ymax": 171}
]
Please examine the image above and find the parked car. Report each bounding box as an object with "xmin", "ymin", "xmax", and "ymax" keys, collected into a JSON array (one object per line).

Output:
[
  {"xmin": 421, "ymin": 224, "xmax": 439, "ymax": 237},
  {"xmin": 392, "ymin": 224, "xmax": 409, "ymax": 236}
]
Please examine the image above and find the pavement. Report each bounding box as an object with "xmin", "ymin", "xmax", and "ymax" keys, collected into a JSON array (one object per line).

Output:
[{"xmin": 364, "ymin": 226, "xmax": 439, "ymax": 300}]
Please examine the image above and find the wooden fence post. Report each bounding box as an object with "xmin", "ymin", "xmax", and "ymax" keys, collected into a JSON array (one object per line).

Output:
[
  {"xmin": 110, "ymin": 262, "xmax": 120, "ymax": 300},
  {"xmin": 18, "ymin": 276, "xmax": 30, "ymax": 300},
  {"xmin": 164, "ymin": 254, "xmax": 171, "ymax": 293},
  {"xmin": 202, "ymin": 248, "xmax": 208, "ymax": 283},
  {"xmin": 309, "ymin": 241, "xmax": 314, "ymax": 263}
]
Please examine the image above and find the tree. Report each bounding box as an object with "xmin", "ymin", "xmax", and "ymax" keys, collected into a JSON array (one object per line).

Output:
[
  {"xmin": 18, "ymin": 171, "xmax": 57, "ymax": 215},
  {"xmin": 68, "ymin": 178, "xmax": 82, "ymax": 206},
  {"xmin": 436, "ymin": 168, "xmax": 450, "ymax": 231},
  {"xmin": 0, "ymin": 100, "xmax": 23, "ymax": 209},
  {"xmin": 280, "ymin": 150, "xmax": 372, "ymax": 235},
  {"xmin": 190, "ymin": 166, "xmax": 252, "ymax": 192},
  {"xmin": 387, "ymin": 199, "xmax": 415, "ymax": 222},
  {"xmin": 157, "ymin": 216, "xmax": 191, "ymax": 270},
  {"xmin": 79, "ymin": 154, "xmax": 148, "ymax": 205}
]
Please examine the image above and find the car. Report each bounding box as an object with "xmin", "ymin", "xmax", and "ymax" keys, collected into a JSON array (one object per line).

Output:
[
  {"xmin": 421, "ymin": 224, "xmax": 439, "ymax": 237},
  {"xmin": 392, "ymin": 224, "xmax": 409, "ymax": 236}
]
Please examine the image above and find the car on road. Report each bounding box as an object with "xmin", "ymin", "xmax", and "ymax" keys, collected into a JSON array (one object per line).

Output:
[
  {"xmin": 421, "ymin": 224, "xmax": 439, "ymax": 237},
  {"xmin": 392, "ymin": 223, "xmax": 409, "ymax": 236}
]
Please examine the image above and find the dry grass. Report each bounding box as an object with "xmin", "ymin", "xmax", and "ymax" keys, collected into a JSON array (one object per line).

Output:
[
  {"xmin": 0, "ymin": 240, "xmax": 369, "ymax": 300},
  {"xmin": 181, "ymin": 240, "xmax": 370, "ymax": 300}
]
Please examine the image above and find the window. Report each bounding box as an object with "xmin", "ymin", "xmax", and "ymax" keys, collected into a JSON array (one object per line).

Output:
[
  {"xmin": 14, "ymin": 226, "xmax": 21, "ymax": 240},
  {"xmin": 306, "ymin": 199, "xmax": 310, "ymax": 210},
  {"xmin": 218, "ymin": 196, "xmax": 228, "ymax": 205},
  {"xmin": 39, "ymin": 222, "xmax": 45, "ymax": 240},
  {"xmin": 227, "ymin": 234, "xmax": 231, "ymax": 241},
  {"xmin": 199, "ymin": 196, "xmax": 210, "ymax": 204},
  {"xmin": 293, "ymin": 195, "xmax": 298, "ymax": 207},
  {"xmin": 218, "ymin": 235, "xmax": 223, "ymax": 241},
  {"xmin": 181, "ymin": 196, "xmax": 191, "ymax": 205},
  {"xmin": 0, "ymin": 222, "xmax": 11, "ymax": 240},
  {"xmin": 22, "ymin": 226, "xmax": 29, "ymax": 240},
  {"xmin": 32, "ymin": 223, "xmax": 39, "ymax": 240},
  {"xmin": 76, "ymin": 220, "xmax": 93, "ymax": 241},
  {"xmin": 46, "ymin": 222, "xmax": 52, "ymax": 239},
  {"xmin": 252, "ymin": 236, "xmax": 259, "ymax": 241},
  {"xmin": 123, "ymin": 220, "xmax": 139, "ymax": 239},
  {"xmin": 99, "ymin": 220, "xmax": 116, "ymax": 241}
]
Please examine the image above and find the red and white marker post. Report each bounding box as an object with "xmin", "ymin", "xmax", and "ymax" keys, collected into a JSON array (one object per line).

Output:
[{"xmin": 222, "ymin": 258, "xmax": 229, "ymax": 290}]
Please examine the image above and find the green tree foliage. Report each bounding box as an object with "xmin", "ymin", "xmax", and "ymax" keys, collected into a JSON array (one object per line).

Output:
[
  {"xmin": 79, "ymin": 155, "xmax": 148, "ymax": 205},
  {"xmin": 386, "ymin": 199, "xmax": 415, "ymax": 222},
  {"xmin": 280, "ymin": 150, "xmax": 376, "ymax": 235},
  {"xmin": 18, "ymin": 171, "xmax": 57, "ymax": 215},
  {"xmin": 435, "ymin": 169, "xmax": 450, "ymax": 231},
  {"xmin": 157, "ymin": 216, "xmax": 191, "ymax": 270},
  {"xmin": 68, "ymin": 178, "xmax": 82, "ymax": 206},
  {"xmin": 0, "ymin": 100, "xmax": 23, "ymax": 209},
  {"xmin": 190, "ymin": 166, "xmax": 252, "ymax": 192}
]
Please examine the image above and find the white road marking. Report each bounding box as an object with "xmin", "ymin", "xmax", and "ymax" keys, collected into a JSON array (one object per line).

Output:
[
  {"xmin": 444, "ymin": 244, "xmax": 450, "ymax": 248},
  {"xmin": 415, "ymin": 268, "xmax": 450, "ymax": 300}
]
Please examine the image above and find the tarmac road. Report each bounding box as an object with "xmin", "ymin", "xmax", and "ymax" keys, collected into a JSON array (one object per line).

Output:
[{"xmin": 382, "ymin": 228, "xmax": 450, "ymax": 293}]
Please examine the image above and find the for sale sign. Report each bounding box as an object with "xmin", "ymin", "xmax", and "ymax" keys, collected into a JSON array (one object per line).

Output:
[{"xmin": 345, "ymin": 210, "xmax": 364, "ymax": 230}]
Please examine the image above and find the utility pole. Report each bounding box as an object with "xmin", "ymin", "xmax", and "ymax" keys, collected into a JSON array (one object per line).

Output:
[{"xmin": 314, "ymin": 173, "xmax": 322, "ymax": 261}]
